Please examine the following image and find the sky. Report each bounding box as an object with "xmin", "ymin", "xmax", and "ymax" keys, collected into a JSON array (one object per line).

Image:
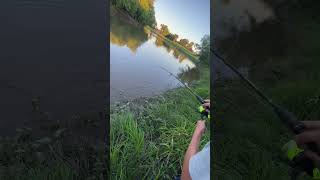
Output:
[{"xmin": 154, "ymin": 0, "xmax": 210, "ymax": 45}]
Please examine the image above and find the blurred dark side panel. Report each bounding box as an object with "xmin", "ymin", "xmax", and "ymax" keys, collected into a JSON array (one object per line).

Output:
[{"xmin": 0, "ymin": 0, "xmax": 108, "ymax": 137}]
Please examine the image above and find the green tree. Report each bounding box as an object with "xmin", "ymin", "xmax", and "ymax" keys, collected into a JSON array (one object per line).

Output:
[
  {"xmin": 111, "ymin": 0, "xmax": 156, "ymax": 27},
  {"xmin": 160, "ymin": 24, "xmax": 170, "ymax": 36},
  {"xmin": 179, "ymin": 39, "xmax": 189, "ymax": 47},
  {"xmin": 155, "ymin": 36, "xmax": 164, "ymax": 47},
  {"xmin": 194, "ymin": 43, "xmax": 201, "ymax": 52},
  {"xmin": 110, "ymin": 9, "xmax": 149, "ymax": 53},
  {"xmin": 186, "ymin": 42, "xmax": 194, "ymax": 52},
  {"xmin": 172, "ymin": 34, "xmax": 179, "ymax": 42},
  {"xmin": 125, "ymin": 1, "xmax": 138, "ymax": 17},
  {"xmin": 198, "ymin": 35, "xmax": 210, "ymax": 62},
  {"xmin": 165, "ymin": 33, "xmax": 178, "ymax": 42}
]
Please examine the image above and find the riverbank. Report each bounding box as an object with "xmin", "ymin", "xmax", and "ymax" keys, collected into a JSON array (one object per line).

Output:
[
  {"xmin": 110, "ymin": 61, "xmax": 210, "ymax": 179},
  {"xmin": 213, "ymin": 2, "xmax": 320, "ymax": 179},
  {"xmin": 144, "ymin": 26, "xmax": 200, "ymax": 62},
  {"xmin": 110, "ymin": 4, "xmax": 210, "ymax": 178}
]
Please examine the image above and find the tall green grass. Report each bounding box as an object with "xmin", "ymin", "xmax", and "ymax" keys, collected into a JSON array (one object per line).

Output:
[
  {"xmin": 213, "ymin": 3, "xmax": 320, "ymax": 180},
  {"xmin": 110, "ymin": 64, "xmax": 210, "ymax": 179}
]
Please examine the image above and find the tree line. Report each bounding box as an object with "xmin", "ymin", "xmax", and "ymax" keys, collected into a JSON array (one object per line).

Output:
[
  {"xmin": 157, "ymin": 24, "xmax": 210, "ymax": 62},
  {"xmin": 156, "ymin": 24, "xmax": 195, "ymax": 52},
  {"xmin": 111, "ymin": 0, "xmax": 157, "ymax": 27},
  {"xmin": 111, "ymin": 0, "xmax": 210, "ymax": 63}
]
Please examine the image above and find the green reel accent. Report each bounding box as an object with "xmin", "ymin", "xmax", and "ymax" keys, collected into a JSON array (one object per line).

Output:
[
  {"xmin": 198, "ymin": 105, "xmax": 205, "ymax": 113},
  {"xmin": 198, "ymin": 105, "xmax": 210, "ymax": 120},
  {"xmin": 282, "ymin": 140, "xmax": 304, "ymax": 161},
  {"xmin": 283, "ymin": 140, "xmax": 320, "ymax": 179}
]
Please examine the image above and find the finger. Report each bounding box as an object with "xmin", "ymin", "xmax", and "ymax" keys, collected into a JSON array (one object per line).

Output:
[
  {"xmin": 196, "ymin": 120, "xmax": 204, "ymax": 125},
  {"xmin": 302, "ymin": 121, "xmax": 320, "ymax": 130},
  {"xmin": 305, "ymin": 150, "xmax": 320, "ymax": 165},
  {"xmin": 203, "ymin": 103, "xmax": 210, "ymax": 108},
  {"xmin": 204, "ymin": 99, "xmax": 210, "ymax": 103},
  {"xmin": 198, "ymin": 120, "xmax": 205, "ymax": 124},
  {"xmin": 295, "ymin": 130, "xmax": 320, "ymax": 146}
]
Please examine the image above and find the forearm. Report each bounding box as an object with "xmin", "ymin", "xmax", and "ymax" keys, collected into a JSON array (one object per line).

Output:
[
  {"xmin": 187, "ymin": 132, "xmax": 202, "ymax": 155},
  {"xmin": 181, "ymin": 132, "xmax": 202, "ymax": 180}
]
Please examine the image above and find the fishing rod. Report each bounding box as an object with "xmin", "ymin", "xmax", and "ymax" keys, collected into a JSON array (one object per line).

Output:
[
  {"xmin": 160, "ymin": 67, "xmax": 205, "ymax": 104},
  {"xmin": 211, "ymin": 49, "xmax": 307, "ymax": 133},
  {"xmin": 211, "ymin": 48, "xmax": 319, "ymax": 178},
  {"xmin": 160, "ymin": 67, "xmax": 210, "ymax": 119}
]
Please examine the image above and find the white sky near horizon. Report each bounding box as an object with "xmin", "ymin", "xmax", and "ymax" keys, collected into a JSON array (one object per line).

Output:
[{"xmin": 154, "ymin": 0, "xmax": 210, "ymax": 45}]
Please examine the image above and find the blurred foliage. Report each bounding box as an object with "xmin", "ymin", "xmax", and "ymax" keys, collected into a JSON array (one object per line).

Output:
[
  {"xmin": 197, "ymin": 35, "xmax": 210, "ymax": 63},
  {"xmin": 111, "ymin": 0, "xmax": 157, "ymax": 27},
  {"xmin": 110, "ymin": 7, "xmax": 148, "ymax": 53}
]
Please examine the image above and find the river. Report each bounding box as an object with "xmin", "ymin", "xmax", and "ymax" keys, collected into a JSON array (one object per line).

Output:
[{"xmin": 110, "ymin": 8, "xmax": 200, "ymax": 103}]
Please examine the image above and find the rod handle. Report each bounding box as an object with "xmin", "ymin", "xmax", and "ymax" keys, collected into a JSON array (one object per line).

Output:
[
  {"xmin": 274, "ymin": 105, "xmax": 320, "ymax": 154},
  {"xmin": 196, "ymin": 95, "xmax": 205, "ymax": 104}
]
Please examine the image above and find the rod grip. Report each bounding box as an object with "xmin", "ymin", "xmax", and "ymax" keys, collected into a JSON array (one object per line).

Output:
[
  {"xmin": 274, "ymin": 105, "xmax": 320, "ymax": 155},
  {"xmin": 196, "ymin": 95, "xmax": 205, "ymax": 104}
]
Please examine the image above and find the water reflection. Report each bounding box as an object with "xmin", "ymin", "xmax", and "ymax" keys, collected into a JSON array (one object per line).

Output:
[
  {"xmin": 111, "ymin": 8, "xmax": 189, "ymax": 63},
  {"xmin": 110, "ymin": 8, "xmax": 200, "ymax": 102},
  {"xmin": 177, "ymin": 66, "xmax": 200, "ymax": 85},
  {"xmin": 110, "ymin": 11, "xmax": 148, "ymax": 53}
]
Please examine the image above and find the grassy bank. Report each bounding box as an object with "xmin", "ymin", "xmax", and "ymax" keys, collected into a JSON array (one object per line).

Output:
[
  {"xmin": 110, "ymin": 4, "xmax": 210, "ymax": 179},
  {"xmin": 213, "ymin": 2, "xmax": 320, "ymax": 180},
  {"xmin": 110, "ymin": 62, "xmax": 210, "ymax": 179}
]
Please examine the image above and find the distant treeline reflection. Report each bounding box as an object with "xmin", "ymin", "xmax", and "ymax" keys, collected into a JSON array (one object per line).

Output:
[
  {"xmin": 110, "ymin": 8, "xmax": 189, "ymax": 62},
  {"xmin": 110, "ymin": 8, "xmax": 148, "ymax": 53}
]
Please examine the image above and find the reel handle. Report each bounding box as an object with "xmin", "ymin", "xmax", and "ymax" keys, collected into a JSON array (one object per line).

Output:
[
  {"xmin": 198, "ymin": 105, "xmax": 210, "ymax": 120},
  {"xmin": 277, "ymin": 106, "xmax": 320, "ymax": 179},
  {"xmin": 274, "ymin": 105, "xmax": 320, "ymax": 155}
]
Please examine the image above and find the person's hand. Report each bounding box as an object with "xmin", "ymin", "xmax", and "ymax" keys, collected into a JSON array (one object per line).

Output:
[
  {"xmin": 202, "ymin": 99, "xmax": 210, "ymax": 109},
  {"xmin": 194, "ymin": 120, "xmax": 206, "ymax": 136},
  {"xmin": 295, "ymin": 121, "xmax": 320, "ymax": 165}
]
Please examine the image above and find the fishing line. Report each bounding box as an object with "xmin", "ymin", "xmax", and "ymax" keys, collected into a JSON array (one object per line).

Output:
[
  {"xmin": 159, "ymin": 66, "xmax": 205, "ymax": 104},
  {"xmin": 211, "ymin": 48, "xmax": 275, "ymax": 108},
  {"xmin": 211, "ymin": 46, "xmax": 320, "ymax": 178}
]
